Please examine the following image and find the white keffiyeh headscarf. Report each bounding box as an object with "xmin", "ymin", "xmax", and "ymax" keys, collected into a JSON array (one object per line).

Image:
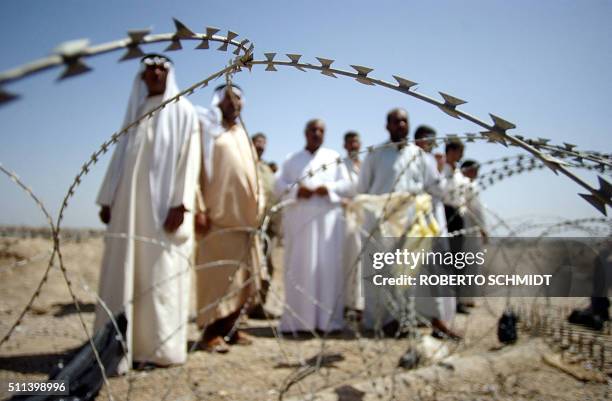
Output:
[{"xmin": 195, "ymin": 84, "xmax": 244, "ymax": 181}]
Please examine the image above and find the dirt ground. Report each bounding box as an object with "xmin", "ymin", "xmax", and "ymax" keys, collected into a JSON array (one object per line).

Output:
[{"xmin": 0, "ymin": 235, "xmax": 609, "ymax": 401}]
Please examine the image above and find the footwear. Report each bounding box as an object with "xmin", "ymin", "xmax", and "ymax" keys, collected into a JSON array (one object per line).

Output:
[
  {"xmin": 228, "ymin": 330, "xmax": 253, "ymax": 345},
  {"xmin": 201, "ymin": 335, "xmax": 230, "ymax": 353},
  {"xmin": 248, "ymin": 305, "xmax": 279, "ymax": 320},
  {"xmin": 568, "ymin": 308, "xmax": 605, "ymax": 331},
  {"xmin": 456, "ymin": 303, "xmax": 471, "ymax": 315}
]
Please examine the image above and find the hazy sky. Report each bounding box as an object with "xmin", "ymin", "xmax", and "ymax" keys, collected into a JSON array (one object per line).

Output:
[{"xmin": 0, "ymin": 1, "xmax": 610, "ymax": 228}]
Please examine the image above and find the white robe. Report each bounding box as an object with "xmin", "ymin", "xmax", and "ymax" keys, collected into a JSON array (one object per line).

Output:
[
  {"xmin": 357, "ymin": 142, "xmax": 453, "ymax": 327},
  {"xmin": 276, "ymin": 147, "xmax": 351, "ymax": 332},
  {"xmin": 343, "ymin": 158, "xmax": 363, "ymax": 310},
  {"xmin": 423, "ymin": 152, "xmax": 448, "ymax": 236},
  {"xmin": 94, "ymin": 95, "xmax": 200, "ymax": 371}
]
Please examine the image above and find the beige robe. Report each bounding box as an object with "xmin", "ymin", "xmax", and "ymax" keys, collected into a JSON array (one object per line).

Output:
[
  {"xmin": 95, "ymin": 95, "xmax": 200, "ymax": 369},
  {"xmin": 195, "ymin": 123, "xmax": 262, "ymax": 327}
]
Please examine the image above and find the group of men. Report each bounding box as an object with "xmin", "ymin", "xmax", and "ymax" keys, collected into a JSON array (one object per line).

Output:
[
  {"xmin": 276, "ymin": 109, "xmax": 488, "ymax": 339},
  {"xmin": 93, "ymin": 54, "xmax": 488, "ymax": 372}
]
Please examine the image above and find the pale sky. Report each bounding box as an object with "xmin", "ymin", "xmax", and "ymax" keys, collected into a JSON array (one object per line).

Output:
[{"xmin": 0, "ymin": 0, "xmax": 610, "ymax": 228}]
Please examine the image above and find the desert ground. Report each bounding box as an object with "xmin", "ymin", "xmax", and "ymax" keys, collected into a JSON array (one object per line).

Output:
[{"xmin": 0, "ymin": 232, "xmax": 610, "ymax": 401}]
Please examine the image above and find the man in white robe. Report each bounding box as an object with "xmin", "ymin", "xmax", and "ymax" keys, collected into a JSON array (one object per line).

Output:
[
  {"xmin": 357, "ymin": 109, "xmax": 460, "ymax": 338},
  {"xmin": 276, "ymin": 119, "xmax": 352, "ymax": 333},
  {"xmin": 415, "ymin": 125, "xmax": 458, "ymax": 330},
  {"xmin": 95, "ymin": 54, "xmax": 201, "ymax": 371},
  {"xmin": 441, "ymin": 139, "xmax": 473, "ymax": 314},
  {"xmin": 460, "ymin": 159, "xmax": 488, "ymax": 302},
  {"xmin": 342, "ymin": 131, "xmax": 364, "ymax": 314}
]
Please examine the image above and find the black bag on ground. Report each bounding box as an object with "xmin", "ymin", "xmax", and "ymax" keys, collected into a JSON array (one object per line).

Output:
[{"xmin": 497, "ymin": 310, "xmax": 518, "ymax": 344}]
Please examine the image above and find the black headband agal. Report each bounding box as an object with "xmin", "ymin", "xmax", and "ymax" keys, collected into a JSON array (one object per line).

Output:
[{"xmin": 141, "ymin": 53, "xmax": 173, "ymax": 66}]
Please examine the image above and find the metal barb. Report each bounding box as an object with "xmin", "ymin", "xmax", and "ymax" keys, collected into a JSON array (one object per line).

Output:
[
  {"xmin": 206, "ymin": 27, "xmax": 220, "ymax": 38},
  {"xmin": 392, "ymin": 75, "xmax": 417, "ymax": 91},
  {"xmin": 127, "ymin": 28, "xmax": 151, "ymax": 44},
  {"xmin": 165, "ymin": 39, "xmax": 182, "ymax": 52},
  {"xmin": 58, "ymin": 58, "xmax": 92, "ymax": 80},
  {"xmin": 172, "ymin": 18, "xmax": 195, "ymax": 38},
  {"xmin": 195, "ymin": 39, "xmax": 209, "ymax": 50},
  {"xmin": 119, "ymin": 45, "xmax": 146, "ymax": 61},
  {"xmin": 0, "ymin": 88, "xmax": 19, "ymax": 104}
]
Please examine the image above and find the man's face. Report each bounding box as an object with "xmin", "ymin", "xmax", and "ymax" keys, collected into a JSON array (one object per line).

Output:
[
  {"xmin": 344, "ymin": 136, "xmax": 361, "ymax": 156},
  {"xmin": 253, "ymin": 136, "xmax": 266, "ymax": 159},
  {"xmin": 142, "ymin": 65, "xmax": 168, "ymax": 96},
  {"xmin": 463, "ymin": 167, "xmax": 478, "ymax": 180},
  {"xmin": 386, "ymin": 110, "xmax": 409, "ymax": 143},
  {"xmin": 447, "ymin": 147, "xmax": 464, "ymax": 164},
  {"xmin": 416, "ymin": 135, "xmax": 435, "ymax": 153},
  {"xmin": 219, "ymin": 88, "xmax": 243, "ymax": 123},
  {"xmin": 305, "ymin": 121, "xmax": 325, "ymax": 151}
]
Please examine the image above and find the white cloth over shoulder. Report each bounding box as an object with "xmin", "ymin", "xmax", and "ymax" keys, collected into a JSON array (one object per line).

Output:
[
  {"xmin": 276, "ymin": 148, "xmax": 352, "ymax": 332},
  {"xmin": 97, "ymin": 64, "xmax": 199, "ymax": 228}
]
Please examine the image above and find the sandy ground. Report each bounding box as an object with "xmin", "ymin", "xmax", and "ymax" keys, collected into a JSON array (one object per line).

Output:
[{"xmin": 0, "ymin": 235, "xmax": 609, "ymax": 401}]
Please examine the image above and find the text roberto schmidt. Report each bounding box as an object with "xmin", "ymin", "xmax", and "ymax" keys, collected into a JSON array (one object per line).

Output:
[{"xmin": 369, "ymin": 249, "xmax": 552, "ymax": 287}]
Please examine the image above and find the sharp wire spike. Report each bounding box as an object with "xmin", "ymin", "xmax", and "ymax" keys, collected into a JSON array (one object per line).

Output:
[
  {"xmin": 0, "ymin": 88, "xmax": 19, "ymax": 105},
  {"xmin": 58, "ymin": 59, "xmax": 92, "ymax": 80},
  {"xmin": 579, "ymin": 193, "xmax": 607, "ymax": 216},
  {"xmin": 196, "ymin": 39, "xmax": 210, "ymax": 49},
  {"xmin": 287, "ymin": 54, "xmax": 302, "ymax": 63},
  {"xmin": 439, "ymin": 92, "xmax": 467, "ymax": 107},
  {"xmin": 119, "ymin": 45, "xmax": 146, "ymax": 61},
  {"xmin": 172, "ymin": 18, "xmax": 195, "ymax": 38},
  {"xmin": 127, "ymin": 28, "xmax": 151, "ymax": 43},
  {"xmin": 217, "ymin": 41, "xmax": 229, "ymax": 52},
  {"xmin": 316, "ymin": 57, "xmax": 334, "ymax": 69},
  {"xmin": 480, "ymin": 130, "xmax": 508, "ymax": 147},
  {"xmin": 227, "ymin": 30, "xmax": 239, "ymax": 42},
  {"xmin": 489, "ymin": 113, "xmax": 516, "ymax": 131},
  {"xmin": 350, "ymin": 64, "xmax": 374, "ymax": 76},
  {"xmin": 392, "ymin": 75, "xmax": 418, "ymax": 90},
  {"xmin": 206, "ymin": 27, "xmax": 220, "ymax": 38},
  {"xmin": 165, "ymin": 39, "xmax": 182, "ymax": 51}
]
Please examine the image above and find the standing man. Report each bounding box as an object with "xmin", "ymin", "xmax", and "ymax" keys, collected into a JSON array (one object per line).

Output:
[
  {"xmin": 96, "ymin": 54, "xmax": 201, "ymax": 371},
  {"xmin": 415, "ymin": 125, "xmax": 447, "ymax": 236},
  {"xmin": 249, "ymin": 132, "xmax": 277, "ymax": 319},
  {"xmin": 343, "ymin": 131, "xmax": 361, "ymax": 186},
  {"xmin": 342, "ymin": 131, "xmax": 364, "ymax": 315},
  {"xmin": 357, "ymin": 110, "xmax": 460, "ymax": 338},
  {"xmin": 195, "ymin": 84, "xmax": 263, "ymax": 352},
  {"xmin": 276, "ymin": 119, "xmax": 352, "ymax": 333},
  {"xmin": 441, "ymin": 139, "xmax": 472, "ymax": 314}
]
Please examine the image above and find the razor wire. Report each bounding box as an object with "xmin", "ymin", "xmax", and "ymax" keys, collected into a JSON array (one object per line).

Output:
[{"xmin": 0, "ymin": 18, "xmax": 610, "ymax": 401}]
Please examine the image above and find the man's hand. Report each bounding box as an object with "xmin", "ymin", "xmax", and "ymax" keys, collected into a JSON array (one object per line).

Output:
[
  {"xmin": 164, "ymin": 205, "xmax": 186, "ymax": 233},
  {"xmin": 297, "ymin": 186, "xmax": 313, "ymax": 199},
  {"xmin": 99, "ymin": 206, "xmax": 111, "ymax": 225},
  {"xmin": 314, "ymin": 185, "xmax": 329, "ymax": 197},
  {"xmin": 194, "ymin": 211, "xmax": 210, "ymax": 236}
]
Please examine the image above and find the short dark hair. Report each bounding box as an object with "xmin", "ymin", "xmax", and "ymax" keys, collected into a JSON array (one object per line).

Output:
[
  {"xmin": 344, "ymin": 131, "xmax": 360, "ymax": 143},
  {"xmin": 461, "ymin": 159, "xmax": 479, "ymax": 170},
  {"xmin": 252, "ymin": 132, "xmax": 266, "ymax": 141},
  {"xmin": 414, "ymin": 125, "xmax": 436, "ymax": 140},
  {"xmin": 386, "ymin": 108, "xmax": 408, "ymax": 124},
  {"xmin": 445, "ymin": 138, "xmax": 464, "ymax": 154},
  {"xmin": 214, "ymin": 83, "xmax": 243, "ymax": 93}
]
